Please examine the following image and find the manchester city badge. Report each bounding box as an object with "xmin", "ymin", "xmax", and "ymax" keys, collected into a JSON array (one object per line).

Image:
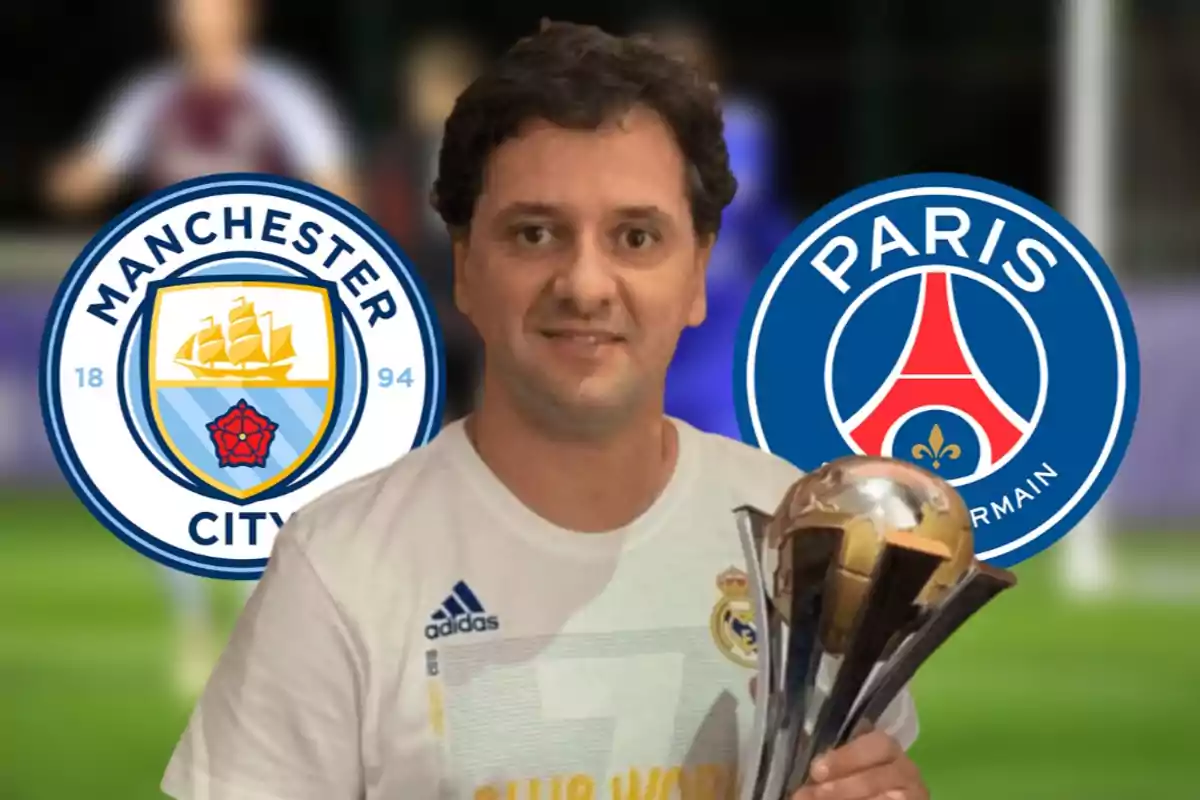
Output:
[{"xmin": 40, "ymin": 174, "xmax": 445, "ymax": 579}]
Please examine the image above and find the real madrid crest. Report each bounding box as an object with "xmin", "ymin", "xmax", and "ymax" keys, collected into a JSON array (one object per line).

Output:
[{"xmin": 710, "ymin": 566, "xmax": 757, "ymax": 668}]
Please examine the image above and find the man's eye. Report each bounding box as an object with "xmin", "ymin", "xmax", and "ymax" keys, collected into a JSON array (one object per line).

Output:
[
  {"xmin": 620, "ymin": 227, "xmax": 658, "ymax": 250},
  {"xmin": 516, "ymin": 225, "xmax": 553, "ymax": 245}
]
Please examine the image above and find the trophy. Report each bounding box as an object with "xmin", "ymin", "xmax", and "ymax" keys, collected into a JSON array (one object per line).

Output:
[{"xmin": 735, "ymin": 455, "xmax": 1017, "ymax": 799}]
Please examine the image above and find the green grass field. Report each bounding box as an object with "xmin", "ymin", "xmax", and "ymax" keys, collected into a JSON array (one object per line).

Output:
[{"xmin": 3, "ymin": 490, "xmax": 1200, "ymax": 799}]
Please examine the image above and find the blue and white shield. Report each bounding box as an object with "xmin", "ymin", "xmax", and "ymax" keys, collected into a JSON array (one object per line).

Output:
[{"xmin": 144, "ymin": 278, "xmax": 339, "ymax": 502}]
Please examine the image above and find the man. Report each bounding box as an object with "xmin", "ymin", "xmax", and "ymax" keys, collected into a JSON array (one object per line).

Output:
[
  {"xmin": 162, "ymin": 21, "xmax": 929, "ymax": 800},
  {"xmin": 45, "ymin": 0, "xmax": 357, "ymax": 699}
]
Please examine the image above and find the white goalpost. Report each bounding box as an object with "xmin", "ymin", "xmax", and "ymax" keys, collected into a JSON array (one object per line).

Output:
[{"xmin": 1058, "ymin": 0, "xmax": 1118, "ymax": 595}]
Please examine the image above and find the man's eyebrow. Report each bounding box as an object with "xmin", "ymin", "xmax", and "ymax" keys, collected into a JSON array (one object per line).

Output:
[
  {"xmin": 493, "ymin": 202, "xmax": 674, "ymax": 223},
  {"xmin": 612, "ymin": 205, "xmax": 670, "ymax": 220},
  {"xmin": 496, "ymin": 202, "xmax": 563, "ymax": 219}
]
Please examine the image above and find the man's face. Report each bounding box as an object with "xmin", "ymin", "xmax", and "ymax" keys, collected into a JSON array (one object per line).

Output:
[
  {"xmin": 171, "ymin": 0, "xmax": 253, "ymax": 60},
  {"xmin": 454, "ymin": 107, "xmax": 711, "ymax": 433}
]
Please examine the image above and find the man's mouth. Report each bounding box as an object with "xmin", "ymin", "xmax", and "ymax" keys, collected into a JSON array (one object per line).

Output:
[{"xmin": 539, "ymin": 329, "xmax": 625, "ymax": 344}]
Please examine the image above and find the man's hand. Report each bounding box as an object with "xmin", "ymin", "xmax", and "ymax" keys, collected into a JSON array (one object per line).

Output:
[{"xmin": 791, "ymin": 729, "xmax": 927, "ymax": 800}]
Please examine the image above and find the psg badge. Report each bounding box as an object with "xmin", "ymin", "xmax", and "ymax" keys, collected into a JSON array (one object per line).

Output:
[
  {"xmin": 734, "ymin": 173, "xmax": 1141, "ymax": 567},
  {"xmin": 39, "ymin": 174, "xmax": 445, "ymax": 579}
]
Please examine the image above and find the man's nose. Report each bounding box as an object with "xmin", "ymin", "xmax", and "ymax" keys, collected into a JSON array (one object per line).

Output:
[{"xmin": 551, "ymin": 239, "xmax": 619, "ymax": 315}]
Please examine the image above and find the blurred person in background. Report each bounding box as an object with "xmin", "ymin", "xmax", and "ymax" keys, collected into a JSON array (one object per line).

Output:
[
  {"xmin": 160, "ymin": 21, "xmax": 927, "ymax": 800},
  {"xmin": 643, "ymin": 16, "xmax": 795, "ymax": 440},
  {"xmin": 45, "ymin": 0, "xmax": 357, "ymax": 215},
  {"xmin": 369, "ymin": 31, "xmax": 486, "ymax": 424},
  {"xmin": 41, "ymin": 0, "xmax": 358, "ymax": 700}
]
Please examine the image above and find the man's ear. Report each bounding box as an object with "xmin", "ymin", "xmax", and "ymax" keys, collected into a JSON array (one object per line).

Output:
[{"xmin": 687, "ymin": 233, "xmax": 715, "ymax": 328}]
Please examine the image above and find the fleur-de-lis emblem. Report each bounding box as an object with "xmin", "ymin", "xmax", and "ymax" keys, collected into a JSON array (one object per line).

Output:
[{"xmin": 911, "ymin": 424, "xmax": 960, "ymax": 470}]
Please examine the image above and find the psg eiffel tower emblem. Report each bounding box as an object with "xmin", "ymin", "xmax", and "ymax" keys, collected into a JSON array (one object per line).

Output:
[
  {"xmin": 838, "ymin": 270, "xmax": 1029, "ymax": 476},
  {"xmin": 734, "ymin": 173, "xmax": 1140, "ymax": 568}
]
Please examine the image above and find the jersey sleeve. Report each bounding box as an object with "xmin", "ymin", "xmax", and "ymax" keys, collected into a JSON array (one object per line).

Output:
[
  {"xmin": 90, "ymin": 70, "xmax": 173, "ymax": 175},
  {"xmin": 251, "ymin": 60, "xmax": 353, "ymax": 178},
  {"xmin": 160, "ymin": 517, "xmax": 367, "ymax": 800}
]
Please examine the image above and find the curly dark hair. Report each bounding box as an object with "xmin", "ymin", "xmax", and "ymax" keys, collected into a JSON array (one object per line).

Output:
[{"xmin": 430, "ymin": 20, "xmax": 737, "ymax": 238}]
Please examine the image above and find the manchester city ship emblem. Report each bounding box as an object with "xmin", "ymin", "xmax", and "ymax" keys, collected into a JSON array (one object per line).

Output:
[
  {"xmin": 734, "ymin": 173, "xmax": 1140, "ymax": 567},
  {"xmin": 40, "ymin": 174, "xmax": 444, "ymax": 579}
]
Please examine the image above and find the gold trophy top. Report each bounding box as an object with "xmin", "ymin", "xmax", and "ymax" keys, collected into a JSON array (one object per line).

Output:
[{"xmin": 766, "ymin": 455, "xmax": 976, "ymax": 654}]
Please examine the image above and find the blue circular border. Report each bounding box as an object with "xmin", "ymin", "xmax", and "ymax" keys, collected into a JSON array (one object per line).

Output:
[
  {"xmin": 733, "ymin": 172, "xmax": 1142, "ymax": 568},
  {"xmin": 39, "ymin": 173, "xmax": 447, "ymax": 580}
]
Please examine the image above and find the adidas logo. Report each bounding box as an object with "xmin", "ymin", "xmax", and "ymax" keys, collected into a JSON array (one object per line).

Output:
[{"xmin": 424, "ymin": 580, "xmax": 500, "ymax": 641}]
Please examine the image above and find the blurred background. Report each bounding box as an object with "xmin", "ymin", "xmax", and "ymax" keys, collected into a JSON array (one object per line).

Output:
[{"xmin": 2, "ymin": 0, "xmax": 1199, "ymax": 797}]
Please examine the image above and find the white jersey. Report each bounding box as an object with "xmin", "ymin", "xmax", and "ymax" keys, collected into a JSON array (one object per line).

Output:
[
  {"xmin": 161, "ymin": 419, "xmax": 918, "ymax": 800},
  {"xmin": 89, "ymin": 54, "xmax": 349, "ymax": 188}
]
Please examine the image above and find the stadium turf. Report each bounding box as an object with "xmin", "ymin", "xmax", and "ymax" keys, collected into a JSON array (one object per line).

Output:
[{"xmin": 2, "ymin": 490, "xmax": 1198, "ymax": 799}]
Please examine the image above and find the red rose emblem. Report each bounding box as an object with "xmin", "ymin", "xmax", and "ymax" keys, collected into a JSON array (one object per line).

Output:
[{"xmin": 207, "ymin": 400, "xmax": 279, "ymax": 468}]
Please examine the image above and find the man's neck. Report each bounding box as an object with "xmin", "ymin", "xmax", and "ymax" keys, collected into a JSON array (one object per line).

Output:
[{"xmin": 465, "ymin": 388, "xmax": 678, "ymax": 533}]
